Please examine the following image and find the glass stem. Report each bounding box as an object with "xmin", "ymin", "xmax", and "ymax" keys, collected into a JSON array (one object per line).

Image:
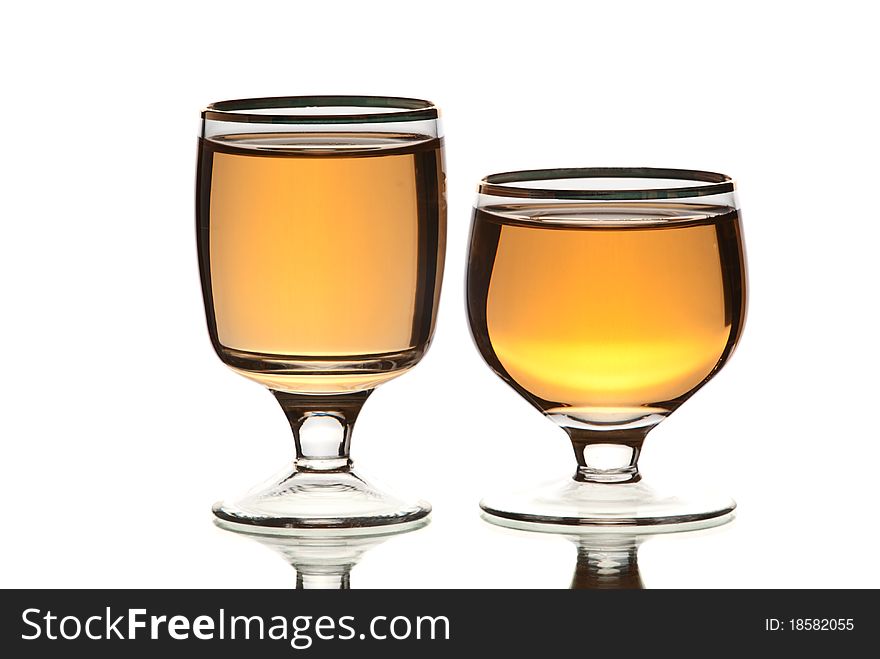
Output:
[
  {"xmin": 272, "ymin": 389, "xmax": 373, "ymax": 473},
  {"xmin": 570, "ymin": 538, "xmax": 644, "ymax": 589},
  {"xmin": 296, "ymin": 569, "xmax": 351, "ymax": 590},
  {"xmin": 566, "ymin": 427, "xmax": 648, "ymax": 484}
]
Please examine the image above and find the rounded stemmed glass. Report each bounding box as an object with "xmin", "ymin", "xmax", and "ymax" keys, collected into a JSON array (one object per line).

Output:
[
  {"xmin": 466, "ymin": 168, "xmax": 746, "ymax": 527},
  {"xmin": 197, "ymin": 96, "xmax": 445, "ymax": 530}
]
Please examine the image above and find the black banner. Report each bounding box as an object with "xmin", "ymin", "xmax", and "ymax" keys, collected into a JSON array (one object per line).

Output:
[{"xmin": 0, "ymin": 589, "xmax": 872, "ymax": 655}]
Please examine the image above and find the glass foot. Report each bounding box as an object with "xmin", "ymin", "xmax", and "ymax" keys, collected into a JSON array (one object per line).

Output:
[
  {"xmin": 480, "ymin": 478, "xmax": 735, "ymax": 530},
  {"xmin": 213, "ymin": 466, "xmax": 431, "ymax": 531}
]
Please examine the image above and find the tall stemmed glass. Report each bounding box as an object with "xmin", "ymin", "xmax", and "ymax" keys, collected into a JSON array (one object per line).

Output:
[
  {"xmin": 466, "ymin": 168, "xmax": 746, "ymax": 526},
  {"xmin": 197, "ymin": 96, "xmax": 445, "ymax": 529}
]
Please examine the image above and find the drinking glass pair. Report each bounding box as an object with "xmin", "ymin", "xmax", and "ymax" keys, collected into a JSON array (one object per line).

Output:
[{"xmin": 197, "ymin": 96, "xmax": 747, "ymax": 533}]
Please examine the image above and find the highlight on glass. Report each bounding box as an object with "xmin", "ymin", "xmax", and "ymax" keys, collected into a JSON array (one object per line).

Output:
[
  {"xmin": 197, "ymin": 96, "xmax": 446, "ymax": 529},
  {"xmin": 466, "ymin": 167, "xmax": 747, "ymax": 527}
]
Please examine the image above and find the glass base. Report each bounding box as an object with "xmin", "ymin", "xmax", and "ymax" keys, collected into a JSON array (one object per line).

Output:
[
  {"xmin": 213, "ymin": 466, "xmax": 431, "ymax": 531},
  {"xmin": 480, "ymin": 477, "xmax": 735, "ymax": 530}
]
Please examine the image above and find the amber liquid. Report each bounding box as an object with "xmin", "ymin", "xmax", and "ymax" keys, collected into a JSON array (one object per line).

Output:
[
  {"xmin": 197, "ymin": 132, "xmax": 445, "ymax": 393},
  {"xmin": 467, "ymin": 203, "xmax": 746, "ymax": 417}
]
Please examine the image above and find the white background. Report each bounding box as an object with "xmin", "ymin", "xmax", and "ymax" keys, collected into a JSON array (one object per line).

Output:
[{"xmin": 1, "ymin": 0, "xmax": 878, "ymax": 588}]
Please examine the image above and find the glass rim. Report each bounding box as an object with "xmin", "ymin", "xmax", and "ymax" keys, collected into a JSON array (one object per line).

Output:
[
  {"xmin": 202, "ymin": 95, "xmax": 439, "ymax": 125},
  {"xmin": 478, "ymin": 167, "xmax": 735, "ymax": 201}
]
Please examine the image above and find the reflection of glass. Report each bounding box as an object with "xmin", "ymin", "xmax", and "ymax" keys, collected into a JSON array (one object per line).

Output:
[
  {"xmin": 569, "ymin": 536, "xmax": 643, "ymax": 589},
  {"xmin": 197, "ymin": 96, "xmax": 446, "ymax": 530},
  {"xmin": 215, "ymin": 519, "xmax": 428, "ymax": 589},
  {"xmin": 483, "ymin": 512, "xmax": 733, "ymax": 589},
  {"xmin": 467, "ymin": 168, "xmax": 747, "ymax": 527}
]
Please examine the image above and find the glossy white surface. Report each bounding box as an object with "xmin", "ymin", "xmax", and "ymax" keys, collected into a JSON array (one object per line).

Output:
[{"xmin": 1, "ymin": 1, "xmax": 878, "ymax": 588}]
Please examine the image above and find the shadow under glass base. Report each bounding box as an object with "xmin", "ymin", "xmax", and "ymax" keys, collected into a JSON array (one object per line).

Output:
[
  {"xmin": 480, "ymin": 478, "xmax": 735, "ymax": 530},
  {"xmin": 213, "ymin": 466, "xmax": 431, "ymax": 531}
]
